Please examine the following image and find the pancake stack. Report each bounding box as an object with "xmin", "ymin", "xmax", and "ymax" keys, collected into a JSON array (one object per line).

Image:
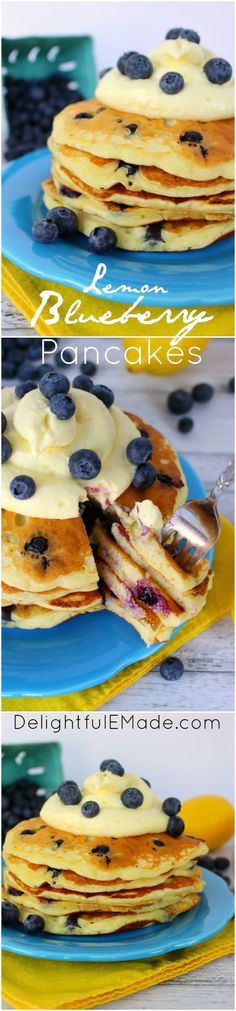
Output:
[
  {"xmin": 2, "ymin": 766, "xmax": 208, "ymax": 935},
  {"xmin": 42, "ymin": 33, "xmax": 234, "ymax": 252}
]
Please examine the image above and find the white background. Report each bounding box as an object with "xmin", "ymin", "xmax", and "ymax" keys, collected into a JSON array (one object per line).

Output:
[
  {"xmin": 2, "ymin": 0, "xmax": 234, "ymax": 70},
  {"xmin": 2, "ymin": 711, "xmax": 234, "ymax": 802}
]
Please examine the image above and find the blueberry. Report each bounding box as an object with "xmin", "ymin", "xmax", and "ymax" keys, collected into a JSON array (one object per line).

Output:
[
  {"xmin": 69, "ymin": 449, "xmax": 101, "ymax": 480},
  {"xmin": 99, "ymin": 67, "xmax": 112, "ymax": 78},
  {"xmin": 180, "ymin": 131, "xmax": 203, "ymax": 144},
  {"xmin": 50, "ymin": 393, "xmax": 75, "ymax": 420},
  {"xmin": 46, "ymin": 207, "xmax": 77, "ymax": 237},
  {"xmin": 10, "ymin": 475, "xmax": 36, "ymax": 500},
  {"xmin": 15, "ymin": 380, "xmax": 38, "ymax": 399},
  {"xmin": 214, "ymin": 857, "xmax": 230, "ymax": 871},
  {"xmin": 178, "ymin": 417, "xmax": 194, "ymax": 433},
  {"xmin": 142, "ymin": 778, "xmax": 151, "ymax": 787},
  {"xmin": 192, "ymin": 383, "xmax": 214, "ymax": 403},
  {"xmin": 88, "ymin": 226, "xmax": 117, "ymax": 252},
  {"xmin": 136, "ymin": 585, "xmax": 158, "ymax": 606},
  {"xmin": 168, "ymin": 389, "xmax": 193, "ymax": 414},
  {"xmin": 28, "ymin": 340, "xmax": 42, "ymax": 360},
  {"xmin": 93, "ymin": 385, "xmax": 114, "ymax": 408},
  {"xmin": 7, "ymin": 888, "xmax": 23, "ymax": 897},
  {"xmin": 2, "ymin": 436, "xmax": 12, "ymax": 463},
  {"xmin": 118, "ymin": 160, "xmax": 138, "ymax": 176},
  {"xmin": 121, "ymin": 788, "xmax": 144, "ymax": 808},
  {"xmin": 72, "ymin": 375, "xmax": 93, "ymax": 392},
  {"xmin": 145, "ymin": 222, "xmax": 163, "ymax": 243},
  {"xmin": 123, "ymin": 53, "xmax": 153, "ymax": 80},
  {"xmin": 228, "ymin": 377, "xmax": 234, "ymax": 393},
  {"xmin": 39, "ymin": 371, "xmax": 70, "ymax": 398},
  {"xmin": 198, "ymin": 855, "xmax": 215, "ymax": 870},
  {"xmin": 223, "ymin": 876, "xmax": 231, "ymax": 887},
  {"xmin": 80, "ymin": 361, "xmax": 97, "ymax": 377},
  {"xmin": 100, "ymin": 760, "xmax": 124, "ymax": 776},
  {"xmin": 204, "ymin": 58, "xmax": 232, "ymax": 84},
  {"xmin": 167, "ymin": 815, "xmax": 185, "ymax": 837},
  {"xmin": 160, "ymin": 657, "xmax": 184, "ymax": 681},
  {"xmin": 2, "ymin": 606, "xmax": 15, "ymax": 622},
  {"xmin": 2, "ymin": 901, "xmax": 19, "ymax": 926},
  {"xmin": 166, "ymin": 27, "xmax": 200, "ymax": 43},
  {"xmin": 117, "ymin": 51, "xmax": 136, "ymax": 74},
  {"xmin": 24, "ymin": 536, "xmax": 48, "ymax": 555},
  {"xmin": 32, "ymin": 219, "xmax": 59, "ymax": 243},
  {"xmin": 2, "ymin": 413, "xmax": 7, "ymax": 433},
  {"xmin": 17, "ymin": 338, "xmax": 32, "ymax": 348},
  {"xmin": 91, "ymin": 845, "xmax": 110, "ymax": 854},
  {"xmin": 159, "ymin": 72, "xmax": 184, "ymax": 94},
  {"xmin": 162, "ymin": 797, "xmax": 181, "ymax": 816},
  {"xmin": 132, "ymin": 463, "xmax": 156, "ymax": 489},
  {"xmin": 16, "ymin": 361, "xmax": 35, "ymax": 381},
  {"xmin": 60, "ymin": 185, "xmax": 81, "ymax": 199},
  {"xmin": 75, "ymin": 111, "xmax": 94, "ymax": 119},
  {"xmin": 126, "ymin": 437, "xmax": 152, "ymax": 465},
  {"xmin": 58, "ymin": 780, "xmax": 82, "ymax": 805},
  {"xmin": 2, "ymin": 359, "xmax": 17, "ymax": 379},
  {"xmin": 67, "ymin": 913, "xmax": 79, "ymax": 927},
  {"xmin": 20, "ymin": 829, "xmax": 36, "ymax": 836},
  {"xmin": 23, "ymin": 914, "xmax": 44, "ymax": 934},
  {"xmin": 81, "ymin": 801, "xmax": 100, "ymax": 818},
  {"xmin": 54, "ymin": 349, "xmax": 75, "ymax": 367}
]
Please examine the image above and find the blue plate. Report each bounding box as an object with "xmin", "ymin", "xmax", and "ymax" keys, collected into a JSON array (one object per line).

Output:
[
  {"xmin": 2, "ymin": 455, "xmax": 214, "ymax": 698},
  {"xmin": 2, "ymin": 871, "xmax": 233, "ymax": 962},
  {"xmin": 2, "ymin": 149, "xmax": 234, "ymax": 306}
]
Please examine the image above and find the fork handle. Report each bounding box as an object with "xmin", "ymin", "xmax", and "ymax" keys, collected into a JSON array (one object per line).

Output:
[{"xmin": 210, "ymin": 458, "xmax": 234, "ymax": 501}]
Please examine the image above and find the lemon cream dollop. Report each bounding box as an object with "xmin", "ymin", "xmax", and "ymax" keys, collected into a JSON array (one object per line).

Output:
[
  {"xmin": 41, "ymin": 770, "xmax": 169, "ymax": 837},
  {"xmin": 96, "ymin": 40, "xmax": 234, "ymax": 121},
  {"xmin": 2, "ymin": 385, "xmax": 139, "ymax": 520}
]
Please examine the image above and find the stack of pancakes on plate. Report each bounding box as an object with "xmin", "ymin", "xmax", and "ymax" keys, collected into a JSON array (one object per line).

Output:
[
  {"xmin": 3, "ymin": 803, "xmax": 207, "ymax": 935},
  {"xmin": 2, "ymin": 511, "xmax": 102, "ymax": 630},
  {"xmin": 42, "ymin": 33, "xmax": 234, "ymax": 252}
]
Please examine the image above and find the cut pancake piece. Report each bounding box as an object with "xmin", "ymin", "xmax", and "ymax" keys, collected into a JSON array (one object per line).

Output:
[
  {"xmin": 2, "ymin": 510, "xmax": 98, "ymax": 593},
  {"xmin": 112, "ymin": 522, "xmax": 213, "ymax": 613}
]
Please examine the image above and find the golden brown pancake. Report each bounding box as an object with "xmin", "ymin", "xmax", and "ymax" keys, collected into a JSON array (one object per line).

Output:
[{"xmin": 2, "ymin": 510, "xmax": 98, "ymax": 593}]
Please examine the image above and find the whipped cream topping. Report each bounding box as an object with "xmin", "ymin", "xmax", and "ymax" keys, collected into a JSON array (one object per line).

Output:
[
  {"xmin": 2, "ymin": 386, "xmax": 139, "ymax": 519},
  {"xmin": 96, "ymin": 39, "xmax": 234, "ymax": 121},
  {"xmin": 41, "ymin": 770, "xmax": 169, "ymax": 837}
]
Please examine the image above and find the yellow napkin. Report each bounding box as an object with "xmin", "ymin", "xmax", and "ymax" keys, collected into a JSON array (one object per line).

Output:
[
  {"xmin": 2, "ymin": 257, "xmax": 234, "ymax": 336},
  {"xmin": 2, "ymin": 920, "xmax": 234, "ymax": 1010},
  {"xmin": 3, "ymin": 515, "xmax": 233, "ymax": 713}
]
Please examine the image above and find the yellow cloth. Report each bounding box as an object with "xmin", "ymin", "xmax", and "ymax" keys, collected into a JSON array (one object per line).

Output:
[
  {"xmin": 2, "ymin": 920, "xmax": 234, "ymax": 1010},
  {"xmin": 3, "ymin": 515, "xmax": 234, "ymax": 712},
  {"xmin": 2, "ymin": 257, "xmax": 234, "ymax": 336}
]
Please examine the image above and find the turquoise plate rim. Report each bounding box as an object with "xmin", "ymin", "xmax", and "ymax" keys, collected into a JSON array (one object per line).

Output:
[
  {"xmin": 2, "ymin": 148, "xmax": 234, "ymax": 307},
  {"xmin": 2, "ymin": 871, "xmax": 234, "ymax": 962},
  {"xmin": 2, "ymin": 454, "xmax": 214, "ymax": 698}
]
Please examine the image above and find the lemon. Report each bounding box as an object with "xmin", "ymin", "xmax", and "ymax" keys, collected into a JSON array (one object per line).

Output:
[{"xmin": 181, "ymin": 795, "xmax": 234, "ymax": 851}]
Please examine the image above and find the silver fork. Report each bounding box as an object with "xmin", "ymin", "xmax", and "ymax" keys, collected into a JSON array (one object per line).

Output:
[{"xmin": 161, "ymin": 458, "xmax": 234, "ymax": 571}]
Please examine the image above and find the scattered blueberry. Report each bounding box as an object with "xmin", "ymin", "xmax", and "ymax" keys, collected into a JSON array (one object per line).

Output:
[
  {"xmin": 166, "ymin": 27, "xmax": 200, "ymax": 43},
  {"xmin": 159, "ymin": 72, "xmax": 184, "ymax": 94},
  {"xmin": 17, "ymin": 361, "xmax": 36, "ymax": 380},
  {"xmin": 162, "ymin": 797, "xmax": 181, "ymax": 816},
  {"xmin": 39, "ymin": 371, "xmax": 70, "ymax": 398},
  {"xmin": 50, "ymin": 393, "xmax": 75, "ymax": 420},
  {"xmin": 58, "ymin": 781, "xmax": 82, "ymax": 805},
  {"xmin": 93, "ymin": 385, "xmax": 114, "ymax": 408},
  {"xmin": 72, "ymin": 375, "xmax": 93, "ymax": 392},
  {"xmin": 2, "ymin": 436, "xmax": 12, "ymax": 463},
  {"xmin": 81, "ymin": 801, "xmax": 100, "ymax": 818},
  {"xmin": 214, "ymin": 857, "xmax": 230, "ymax": 871},
  {"xmin": 2, "ymin": 413, "xmax": 7, "ymax": 433},
  {"xmin": 24, "ymin": 536, "xmax": 48, "ymax": 555},
  {"xmin": 121, "ymin": 788, "xmax": 144, "ymax": 808},
  {"xmin": 132, "ymin": 463, "xmax": 157, "ymax": 489},
  {"xmin": 46, "ymin": 206, "xmax": 77, "ymax": 237},
  {"xmin": 167, "ymin": 815, "xmax": 185, "ymax": 837},
  {"xmin": 178, "ymin": 417, "xmax": 194, "ymax": 433},
  {"xmin": 23, "ymin": 914, "xmax": 45, "ymax": 934},
  {"xmin": 123, "ymin": 53, "xmax": 153, "ymax": 79},
  {"xmin": 126, "ymin": 436, "xmax": 152, "ymax": 465},
  {"xmin": 88, "ymin": 226, "xmax": 117, "ymax": 252},
  {"xmin": 15, "ymin": 380, "xmax": 38, "ymax": 399},
  {"xmin": 203, "ymin": 58, "xmax": 232, "ymax": 84},
  {"xmin": 192, "ymin": 382, "xmax": 214, "ymax": 403},
  {"xmin": 69, "ymin": 449, "xmax": 101, "ymax": 480},
  {"xmin": 32, "ymin": 219, "xmax": 59, "ymax": 243},
  {"xmin": 228, "ymin": 377, "xmax": 234, "ymax": 393},
  {"xmin": 160, "ymin": 657, "xmax": 184, "ymax": 681},
  {"xmin": 10, "ymin": 475, "xmax": 36, "ymax": 500},
  {"xmin": 80, "ymin": 361, "xmax": 97, "ymax": 377},
  {"xmin": 2, "ymin": 901, "xmax": 19, "ymax": 926},
  {"xmin": 168, "ymin": 389, "xmax": 193, "ymax": 414},
  {"xmin": 100, "ymin": 760, "xmax": 125, "ymax": 776},
  {"xmin": 117, "ymin": 51, "xmax": 136, "ymax": 74},
  {"xmin": 198, "ymin": 855, "xmax": 215, "ymax": 870}
]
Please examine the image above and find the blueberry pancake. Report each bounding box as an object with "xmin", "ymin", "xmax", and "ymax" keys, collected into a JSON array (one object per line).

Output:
[{"xmin": 2, "ymin": 764, "xmax": 207, "ymax": 936}]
